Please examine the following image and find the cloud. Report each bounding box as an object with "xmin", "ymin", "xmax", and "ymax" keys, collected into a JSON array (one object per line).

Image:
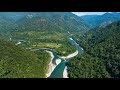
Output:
[{"xmin": 72, "ymin": 12, "xmax": 107, "ymax": 16}]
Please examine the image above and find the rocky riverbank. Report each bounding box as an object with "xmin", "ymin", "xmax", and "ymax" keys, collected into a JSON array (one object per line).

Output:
[{"xmin": 46, "ymin": 51, "xmax": 61, "ymax": 78}]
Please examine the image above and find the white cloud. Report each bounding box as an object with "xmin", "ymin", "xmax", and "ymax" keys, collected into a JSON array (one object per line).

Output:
[{"xmin": 72, "ymin": 12, "xmax": 107, "ymax": 16}]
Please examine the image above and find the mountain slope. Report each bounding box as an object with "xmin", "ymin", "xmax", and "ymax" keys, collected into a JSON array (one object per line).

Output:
[
  {"xmin": 0, "ymin": 16, "xmax": 17, "ymax": 33},
  {"xmin": 0, "ymin": 12, "xmax": 89, "ymax": 34},
  {"xmin": 15, "ymin": 12, "xmax": 89, "ymax": 33},
  {"xmin": 81, "ymin": 12, "xmax": 120, "ymax": 28},
  {"xmin": 0, "ymin": 38, "xmax": 51, "ymax": 78},
  {"xmin": 67, "ymin": 21, "xmax": 120, "ymax": 78},
  {"xmin": 0, "ymin": 12, "xmax": 27, "ymax": 22},
  {"xmin": 15, "ymin": 15, "xmax": 65, "ymax": 34}
]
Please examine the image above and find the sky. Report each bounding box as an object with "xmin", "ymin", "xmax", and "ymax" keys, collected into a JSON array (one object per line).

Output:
[{"xmin": 72, "ymin": 12, "xmax": 107, "ymax": 16}]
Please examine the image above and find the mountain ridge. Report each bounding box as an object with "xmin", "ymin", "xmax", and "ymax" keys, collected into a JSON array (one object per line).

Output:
[{"xmin": 81, "ymin": 12, "xmax": 120, "ymax": 28}]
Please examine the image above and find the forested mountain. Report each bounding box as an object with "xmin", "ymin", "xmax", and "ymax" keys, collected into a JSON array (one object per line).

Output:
[
  {"xmin": 81, "ymin": 12, "xmax": 120, "ymax": 28},
  {"xmin": 0, "ymin": 38, "xmax": 51, "ymax": 78},
  {"xmin": 0, "ymin": 12, "xmax": 27, "ymax": 22},
  {"xmin": 15, "ymin": 12, "xmax": 89, "ymax": 33},
  {"xmin": 0, "ymin": 12, "xmax": 89, "ymax": 38},
  {"xmin": 67, "ymin": 21, "xmax": 120, "ymax": 78},
  {"xmin": 0, "ymin": 16, "xmax": 17, "ymax": 33},
  {"xmin": 0, "ymin": 12, "xmax": 89, "ymax": 34},
  {"xmin": 15, "ymin": 15, "xmax": 64, "ymax": 33}
]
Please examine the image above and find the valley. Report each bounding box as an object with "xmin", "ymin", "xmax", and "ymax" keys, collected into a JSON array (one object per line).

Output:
[
  {"xmin": 0, "ymin": 12, "xmax": 120, "ymax": 78},
  {"xmin": 11, "ymin": 31, "xmax": 76, "ymax": 56}
]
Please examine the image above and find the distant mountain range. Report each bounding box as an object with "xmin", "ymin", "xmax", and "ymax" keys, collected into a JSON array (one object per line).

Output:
[
  {"xmin": 0, "ymin": 12, "xmax": 90, "ymax": 34},
  {"xmin": 81, "ymin": 12, "xmax": 120, "ymax": 28},
  {"xmin": 15, "ymin": 12, "xmax": 89, "ymax": 33},
  {"xmin": 2, "ymin": 12, "xmax": 120, "ymax": 34}
]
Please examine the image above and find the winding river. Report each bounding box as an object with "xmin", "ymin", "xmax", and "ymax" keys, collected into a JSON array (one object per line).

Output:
[
  {"xmin": 48, "ymin": 35, "xmax": 84, "ymax": 78},
  {"xmin": 15, "ymin": 34, "xmax": 84, "ymax": 78}
]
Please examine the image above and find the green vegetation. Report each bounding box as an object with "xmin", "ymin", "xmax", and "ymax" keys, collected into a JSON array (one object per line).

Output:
[
  {"xmin": 67, "ymin": 21, "xmax": 120, "ymax": 78},
  {"xmin": 67, "ymin": 54, "xmax": 111, "ymax": 78},
  {"xmin": 11, "ymin": 31, "xmax": 76, "ymax": 56},
  {"xmin": 81, "ymin": 12, "xmax": 120, "ymax": 28},
  {"xmin": 0, "ymin": 38, "xmax": 51, "ymax": 78}
]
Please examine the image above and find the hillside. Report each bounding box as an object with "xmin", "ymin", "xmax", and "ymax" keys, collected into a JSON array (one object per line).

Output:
[
  {"xmin": 15, "ymin": 12, "xmax": 89, "ymax": 33},
  {"xmin": 0, "ymin": 16, "xmax": 17, "ymax": 33},
  {"xmin": 67, "ymin": 21, "xmax": 120, "ymax": 78},
  {"xmin": 81, "ymin": 12, "xmax": 120, "ymax": 28},
  {"xmin": 0, "ymin": 38, "xmax": 51, "ymax": 78},
  {"xmin": 0, "ymin": 12, "xmax": 27, "ymax": 22},
  {"xmin": 0, "ymin": 12, "xmax": 89, "ymax": 35}
]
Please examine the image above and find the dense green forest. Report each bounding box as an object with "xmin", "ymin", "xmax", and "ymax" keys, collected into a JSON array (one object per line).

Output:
[
  {"xmin": 0, "ymin": 16, "xmax": 17, "ymax": 33},
  {"xmin": 0, "ymin": 38, "xmax": 51, "ymax": 78},
  {"xmin": 81, "ymin": 12, "xmax": 120, "ymax": 28},
  {"xmin": 67, "ymin": 21, "xmax": 120, "ymax": 78}
]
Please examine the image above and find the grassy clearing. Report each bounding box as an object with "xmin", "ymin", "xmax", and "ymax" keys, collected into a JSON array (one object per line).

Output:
[{"xmin": 32, "ymin": 42, "xmax": 62, "ymax": 48}]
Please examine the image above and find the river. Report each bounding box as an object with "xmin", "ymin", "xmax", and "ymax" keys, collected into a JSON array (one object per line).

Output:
[
  {"xmin": 48, "ymin": 35, "xmax": 84, "ymax": 78},
  {"xmin": 15, "ymin": 34, "xmax": 84, "ymax": 78}
]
